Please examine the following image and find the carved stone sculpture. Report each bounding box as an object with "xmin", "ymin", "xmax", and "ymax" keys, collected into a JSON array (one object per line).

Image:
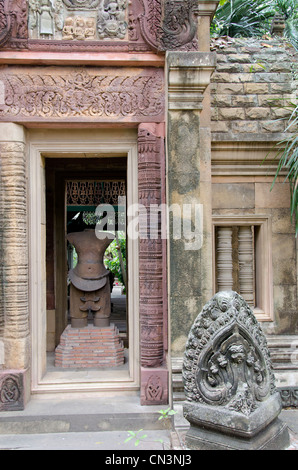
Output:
[
  {"xmin": 67, "ymin": 229, "xmax": 114, "ymax": 328},
  {"xmin": 97, "ymin": 0, "xmax": 127, "ymax": 39},
  {"xmin": 139, "ymin": 0, "xmax": 199, "ymax": 51},
  {"xmin": 182, "ymin": 291, "xmax": 290, "ymax": 450}
]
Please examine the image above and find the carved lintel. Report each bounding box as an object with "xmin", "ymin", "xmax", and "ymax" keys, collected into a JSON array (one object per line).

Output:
[{"xmin": 0, "ymin": 66, "xmax": 165, "ymax": 123}]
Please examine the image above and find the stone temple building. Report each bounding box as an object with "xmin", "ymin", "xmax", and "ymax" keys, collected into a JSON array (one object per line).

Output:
[{"xmin": 0, "ymin": 0, "xmax": 297, "ymax": 412}]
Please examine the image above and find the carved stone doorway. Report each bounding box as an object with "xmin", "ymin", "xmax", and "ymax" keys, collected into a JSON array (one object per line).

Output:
[{"xmin": 29, "ymin": 131, "xmax": 140, "ymax": 395}]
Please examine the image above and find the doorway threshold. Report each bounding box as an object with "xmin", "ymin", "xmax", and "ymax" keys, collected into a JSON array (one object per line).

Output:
[{"xmin": 0, "ymin": 394, "xmax": 172, "ymax": 435}]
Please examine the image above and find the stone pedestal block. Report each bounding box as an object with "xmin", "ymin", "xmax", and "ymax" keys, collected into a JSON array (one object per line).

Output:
[
  {"xmin": 140, "ymin": 367, "xmax": 169, "ymax": 406},
  {"xmin": 55, "ymin": 324, "xmax": 124, "ymax": 368},
  {"xmin": 0, "ymin": 369, "xmax": 27, "ymax": 411}
]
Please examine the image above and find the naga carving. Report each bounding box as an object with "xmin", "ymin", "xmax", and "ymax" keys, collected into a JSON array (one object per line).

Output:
[
  {"xmin": 182, "ymin": 291, "xmax": 276, "ymax": 414},
  {"xmin": 139, "ymin": 0, "xmax": 199, "ymax": 51},
  {"xmin": 182, "ymin": 291, "xmax": 290, "ymax": 450}
]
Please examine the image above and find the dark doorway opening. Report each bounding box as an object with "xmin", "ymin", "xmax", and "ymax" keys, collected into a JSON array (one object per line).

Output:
[{"xmin": 45, "ymin": 156, "xmax": 128, "ymax": 371}]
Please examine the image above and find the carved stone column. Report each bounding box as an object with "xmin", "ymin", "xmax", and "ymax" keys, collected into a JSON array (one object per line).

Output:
[
  {"xmin": 0, "ymin": 123, "xmax": 29, "ymax": 410},
  {"xmin": 138, "ymin": 123, "xmax": 168, "ymax": 405},
  {"xmin": 216, "ymin": 227, "xmax": 233, "ymax": 292},
  {"xmin": 167, "ymin": 52, "xmax": 216, "ymax": 361},
  {"xmin": 238, "ymin": 226, "xmax": 255, "ymax": 307}
]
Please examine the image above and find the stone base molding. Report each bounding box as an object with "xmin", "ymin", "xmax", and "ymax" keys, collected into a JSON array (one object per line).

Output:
[
  {"xmin": 0, "ymin": 369, "xmax": 27, "ymax": 411},
  {"xmin": 140, "ymin": 366, "xmax": 169, "ymax": 406}
]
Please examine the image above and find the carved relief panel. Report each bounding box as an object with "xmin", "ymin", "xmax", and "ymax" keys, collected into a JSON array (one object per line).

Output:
[
  {"xmin": 0, "ymin": 66, "xmax": 165, "ymax": 123},
  {"xmin": 0, "ymin": 0, "xmax": 200, "ymax": 52},
  {"xmin": 28, "ymin": 0, "xmax": 128, "ymax": 41}
]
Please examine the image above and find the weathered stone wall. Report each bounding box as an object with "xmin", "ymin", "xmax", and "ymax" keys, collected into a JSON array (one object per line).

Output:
[
  {"xmin": 211, "ymin": 38, "xmax": 298, "ymax": 336},
  {"xmin": 173, "ymin": 38, "xmax": 298, "ymax": 403},
  {"xmin": 211, "ymin": 38, "xmax": 297, "ymax": 140}
]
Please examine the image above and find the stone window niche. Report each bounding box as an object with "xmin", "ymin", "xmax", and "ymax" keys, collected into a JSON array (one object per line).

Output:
[{"xmin": 212, "ymin": 216, "xmax": 273, "ymax": 322}]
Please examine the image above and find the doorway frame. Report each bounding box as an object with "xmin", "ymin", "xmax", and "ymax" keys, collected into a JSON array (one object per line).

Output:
[{"xmin": 28, "ymin": 129, "xmax": 140, "ymax": 394}]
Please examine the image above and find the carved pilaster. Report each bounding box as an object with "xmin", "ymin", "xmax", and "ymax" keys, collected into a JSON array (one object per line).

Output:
[
  {"xmin": 0, "ymin": 124, "xmax": 29, "ymax": 371},
  {"xmin": 138, "ymin": 123, "xmax": 165, "ymax": 369},
  {"xmin": 167, "ymin": 51, "xmax": 216, "ymax": 360},
  {"xmin": 138, "ymin": 123, "xmax": 169, "ymax": 405}
]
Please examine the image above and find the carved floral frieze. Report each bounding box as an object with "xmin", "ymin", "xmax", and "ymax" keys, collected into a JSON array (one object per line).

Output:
[{"xmin": 0, "ymin": 66, "xmax": 165, "ymax": 122}]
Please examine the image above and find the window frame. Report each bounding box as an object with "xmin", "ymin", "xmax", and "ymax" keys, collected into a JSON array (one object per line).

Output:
[{"xmin": 212, "ymin": 215, "xmax": 273, "ymax": 322}]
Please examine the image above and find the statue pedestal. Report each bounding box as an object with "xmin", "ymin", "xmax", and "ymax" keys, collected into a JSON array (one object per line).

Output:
[{"xmin": 55, "ymin": 324, "xmax": 124, "ymax": 368}]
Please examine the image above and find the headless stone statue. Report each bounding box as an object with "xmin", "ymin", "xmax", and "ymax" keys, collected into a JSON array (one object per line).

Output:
[{"xmin": 67, "ymin": 229, "xmax": 114, "ymax": 328}]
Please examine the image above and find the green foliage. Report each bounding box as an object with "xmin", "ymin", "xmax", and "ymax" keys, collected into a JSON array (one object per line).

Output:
[
  {"xmin": 124, "ymin": 429, "xmax": 148, "ymax": 447},
  {"xmin": 270, "ymin": 102, "xmax": 298, "ymax": 237},
  {"xmin": 211, "ymin": 0, "xmax": 298, "ymax": 50},
  {"xmin": 104, "ymin": 232, "xmax": 126, "ymax": 286},
  {"xmin": 211, "ymin": 0, "xmax": 276, "ymax": 38},
  {"xmin": 157, "ymin": 407, "xmax": 177, "ymax": 420}
]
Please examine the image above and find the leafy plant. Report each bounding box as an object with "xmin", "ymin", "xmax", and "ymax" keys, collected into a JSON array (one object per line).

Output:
[
  {"xmin": 211, "ymin": 0, "xmax": 276, "ymax": 38},
  {"xmin": 104, "ymin": 232, "xmax": 126, "ymax": 286},
  {"xmin": 269, "ymin": 102, "xmax": 298, "ymax": 236},
  {"xmin": 124, "ymin": 429, "xmax": 148, "ymax": 447},
  {"xmin": 157, "ymin": 407, "xmax": 177, "ymax": 421},
  {"xmin": 211, "ymin": 0, "xmax": 298, "ymax": 50}
]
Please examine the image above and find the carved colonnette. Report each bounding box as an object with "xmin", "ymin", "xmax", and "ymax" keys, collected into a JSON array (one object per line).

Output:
[
  {"xmin": 0, "ymin": 124, "xmax": 29, "ymax": 410},
  {"xmin": 138, "ymin": 123, "xmax": 168, "ymax": 405}
]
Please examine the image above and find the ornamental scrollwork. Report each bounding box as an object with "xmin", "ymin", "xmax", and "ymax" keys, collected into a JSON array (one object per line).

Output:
[
  {"xmin": 139, "ymin": 0, "xmax": 199, "ymax": 51},
  {"xmin": 0, "ymin": 67, "xmax": 165, "ymax": 122},
  {"xmin": 182, "ymin": 291, "xmax": 276, "ymax": 416},
  {"xmin": 0, "ymin": 0, "xmax": 12, "ymax": 48}
]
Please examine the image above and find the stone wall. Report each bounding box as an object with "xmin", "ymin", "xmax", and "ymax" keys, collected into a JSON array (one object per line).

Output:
[
  {"xmin": 210, "ymin": 38, "xmax": 297, "ymax": 337},
  {"xmin": 211, "ymin": 37, "xmax": 297, "ymax": 141},
  {"xmin": 171, "ymin": 38, "xmax": 297, "ymax": 366},
  {"xmin": 171, "ymin": 38, "xmax": 298, "ymax": 404}
]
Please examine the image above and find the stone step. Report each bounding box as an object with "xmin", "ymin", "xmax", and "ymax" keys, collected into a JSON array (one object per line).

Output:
[{"xmin": 0, "ymin": 395, "xmax": 173, "ymax": 435}]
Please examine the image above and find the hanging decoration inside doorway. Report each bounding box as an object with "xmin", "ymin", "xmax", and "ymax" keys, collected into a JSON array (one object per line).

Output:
[{"xmin": 66, "ymin": 180, "xmax": 126, "ymax": 206}]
